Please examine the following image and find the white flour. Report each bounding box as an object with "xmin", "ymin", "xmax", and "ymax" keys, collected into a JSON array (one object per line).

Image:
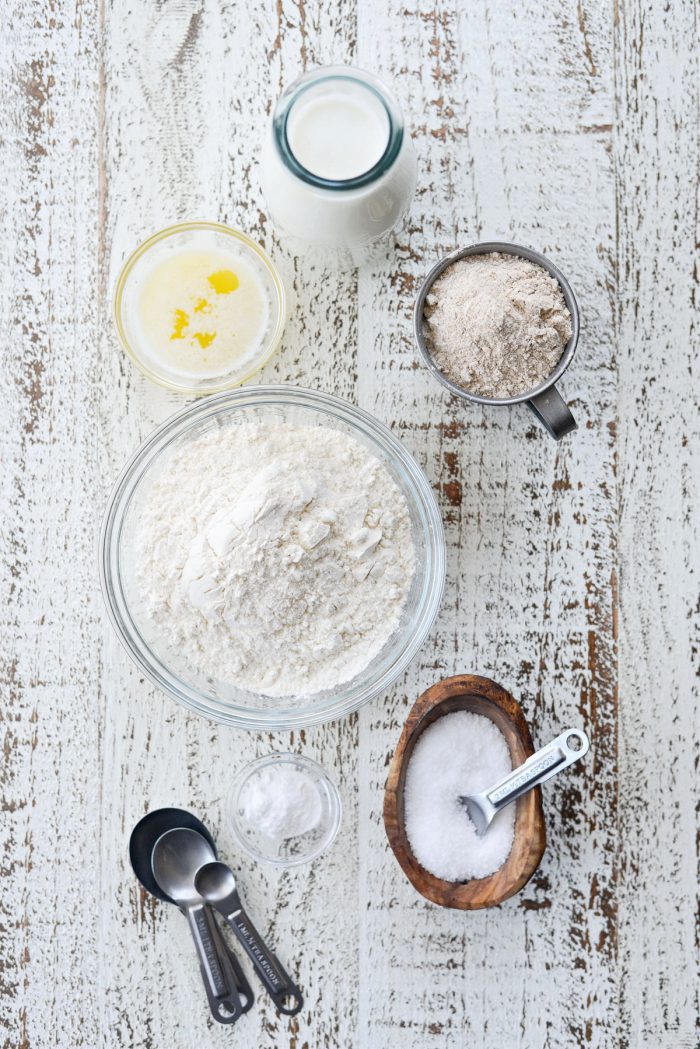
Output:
[{"xmin": 134, "ymin": 421, "xmax": 415, "ymax": 697}]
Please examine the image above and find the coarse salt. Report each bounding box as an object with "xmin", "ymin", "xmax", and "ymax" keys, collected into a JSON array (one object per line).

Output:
[{"xmin": 403, "ymin": 710, "xmax": 515, "ymax": 881}]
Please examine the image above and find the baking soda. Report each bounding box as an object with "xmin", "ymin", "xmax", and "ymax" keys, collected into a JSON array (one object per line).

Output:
[
  {"xmin": 403, "ymin": 710, "xmax": 515, "ymax": 881},
  {"xmin": 240, "ymin": 764, "xmax": 323, "ymax": 840}
]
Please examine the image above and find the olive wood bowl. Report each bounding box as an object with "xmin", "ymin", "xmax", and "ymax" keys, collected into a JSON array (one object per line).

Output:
[{"xmin": 383, "ymin": 674, "xmax": 546, "ymax": 910}]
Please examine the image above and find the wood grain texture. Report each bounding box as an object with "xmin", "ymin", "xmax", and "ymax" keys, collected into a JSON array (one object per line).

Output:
[
  {"xmin": 1, "ymin": 2, "xmax": 102, "ymax": 1047},
  {"xmin": 356, "ymin": 2, "xmax": 619, "ymax": 1047},
  {"xmin": 615, "ymin": 1, "xmax": 700, "ymax": 1046},
  {"xmin": 0, "ymin": 0, "xmax": 697, "ymax": 1046}
]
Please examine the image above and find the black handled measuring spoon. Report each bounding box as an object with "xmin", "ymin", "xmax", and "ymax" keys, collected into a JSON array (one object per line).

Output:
[{"xmin": 129, "ymin": 808, "xmax": 253, "ymax": 1024}]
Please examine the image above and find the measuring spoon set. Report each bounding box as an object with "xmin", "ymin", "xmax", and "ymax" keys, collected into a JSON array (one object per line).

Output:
[
  {"xmin": 129, "ymin": 808, "xmax": 303, "ymax": 1026},
  {"xmin": 128, "ymin": 730, "xmax": 589, "ymax": 1025}
]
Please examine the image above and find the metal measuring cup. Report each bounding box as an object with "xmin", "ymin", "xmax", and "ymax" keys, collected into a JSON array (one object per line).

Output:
[{"xmin": 413, "ymin": 242, "xmax": 580, "ymax": 439}]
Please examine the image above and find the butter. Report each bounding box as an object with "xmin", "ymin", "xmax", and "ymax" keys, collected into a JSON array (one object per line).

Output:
[
  {"xmin": 170, "ymin": 309, "xmax": 189, "ymax": 340},
  {"xmin": 207, "ymin": 269, "xmax": 239, "ymax": 295},
  {"xmin": 137, "ymin": 248, "xmax": 270, "ymax": 380}
]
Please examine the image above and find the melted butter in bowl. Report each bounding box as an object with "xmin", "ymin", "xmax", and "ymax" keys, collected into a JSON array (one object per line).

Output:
[
  {"xmin": 114, "ymin": 222, "xmax": 285, "ymax": 394},
  {"xmin": 138, "ymin": 249, "xmax": 270, "ymax": 380}
]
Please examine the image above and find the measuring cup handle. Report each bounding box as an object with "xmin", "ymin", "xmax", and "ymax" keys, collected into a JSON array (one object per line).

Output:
[
  {"xmin": 225, "ymin": 906, "xmax": 303, "ymax": 1016},
  {"xmin": 487, "ymin": 729, "xmax": 590, "ymax": 812},
  {"xmin": 185, "ymin": 906, "xmax": 228, "ymax": 998},
  {"xmin": 527, "ymin": 384, "xmax": 577, "ymax": 439}
]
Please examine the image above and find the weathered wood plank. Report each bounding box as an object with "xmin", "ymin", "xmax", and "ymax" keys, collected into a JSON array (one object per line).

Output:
[
  {"xmin": 615, "ymin": 1, "xmax": 700, "ymax": 1045},
  {"xmin": 356, "ymin": 2, "xmax": 618, "ymax": 1047},
  {"xmin": 0, "ymin": 1, "xmax": 102, "ymax": 1046}
]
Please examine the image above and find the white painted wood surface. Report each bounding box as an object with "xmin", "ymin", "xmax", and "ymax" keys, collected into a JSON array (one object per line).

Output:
[{"xmin": 1, "ymin": 1, "xmax": 698, "ymax": 1047}]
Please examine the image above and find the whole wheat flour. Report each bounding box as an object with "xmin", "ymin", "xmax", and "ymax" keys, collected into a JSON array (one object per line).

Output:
[
  {"xmin": 134, "ymin": 421, "xmax": 415, "ymax": 698},
  {"xmin": 423, "ymin": 252, "xmax": 572, "ymax": 398}
]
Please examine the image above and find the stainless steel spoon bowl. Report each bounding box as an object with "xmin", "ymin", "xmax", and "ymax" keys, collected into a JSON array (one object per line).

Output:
[
  {"xmin": 195, "ymin": 860, "xmax": 238, "ymax": 903},
  {"xmin": 152, "ymin": 827, "xmax": 217, "ymax": 899},
  {"xmin": 129, "ymin": 808, "xmax": 215, "ymax": 904},
  {"xmin": 151, "ymin": 828, "xmax": 247, "ymax": 1023}
]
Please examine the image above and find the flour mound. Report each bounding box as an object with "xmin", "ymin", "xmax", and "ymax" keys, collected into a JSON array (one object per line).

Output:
[
  {"xmin": 134, "ymin": 421, "xmax": 415, "ymax": 698},
  {"xmin": 423, "ymin": 252, "xmax": 572, "ymax": 399}
]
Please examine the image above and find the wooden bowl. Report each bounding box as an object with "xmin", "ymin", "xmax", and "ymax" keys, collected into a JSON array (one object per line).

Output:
[{"xmin": 383, "ymin": 674, "xmax": 546, "ymax": 909}]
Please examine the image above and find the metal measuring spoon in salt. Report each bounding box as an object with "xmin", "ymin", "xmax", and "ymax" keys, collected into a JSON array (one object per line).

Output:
[
  {"xmin": 460, "ymin": 729, "xmax": 589, "ymax": 835},
  {"xmin": 404, "ymin": 715, "xmax": 590, "ymax": 884}
]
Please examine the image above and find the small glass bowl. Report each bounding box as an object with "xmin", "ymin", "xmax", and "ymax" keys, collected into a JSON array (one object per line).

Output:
[
  {"xmin": 227, "ymin": 753, "xmax": 342, "ymax": 868},
  {"xmin": 113, "ymin": 221, "xmax": 286, "ymax": 395}
]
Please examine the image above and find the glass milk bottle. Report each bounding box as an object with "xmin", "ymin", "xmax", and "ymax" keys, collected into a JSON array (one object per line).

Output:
[{"xmin": 259, "ymin": 66, "xmax": 417, "ymax": 261}]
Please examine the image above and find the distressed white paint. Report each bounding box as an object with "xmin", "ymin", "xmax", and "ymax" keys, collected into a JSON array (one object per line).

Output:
[{"xmin": 0, "ymin": 1, "xmax": 697, "ymax": 1048}]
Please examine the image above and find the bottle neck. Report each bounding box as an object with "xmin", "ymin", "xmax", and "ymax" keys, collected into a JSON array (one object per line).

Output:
[{"xmin": 272, "ymin": 67, "xmax": 405, "ymax": 192}]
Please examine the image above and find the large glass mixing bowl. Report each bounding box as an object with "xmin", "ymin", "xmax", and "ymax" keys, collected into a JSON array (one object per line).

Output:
[{"xmin": 99, "ymin": 386, "xmax": 445, "ymax": 730}]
